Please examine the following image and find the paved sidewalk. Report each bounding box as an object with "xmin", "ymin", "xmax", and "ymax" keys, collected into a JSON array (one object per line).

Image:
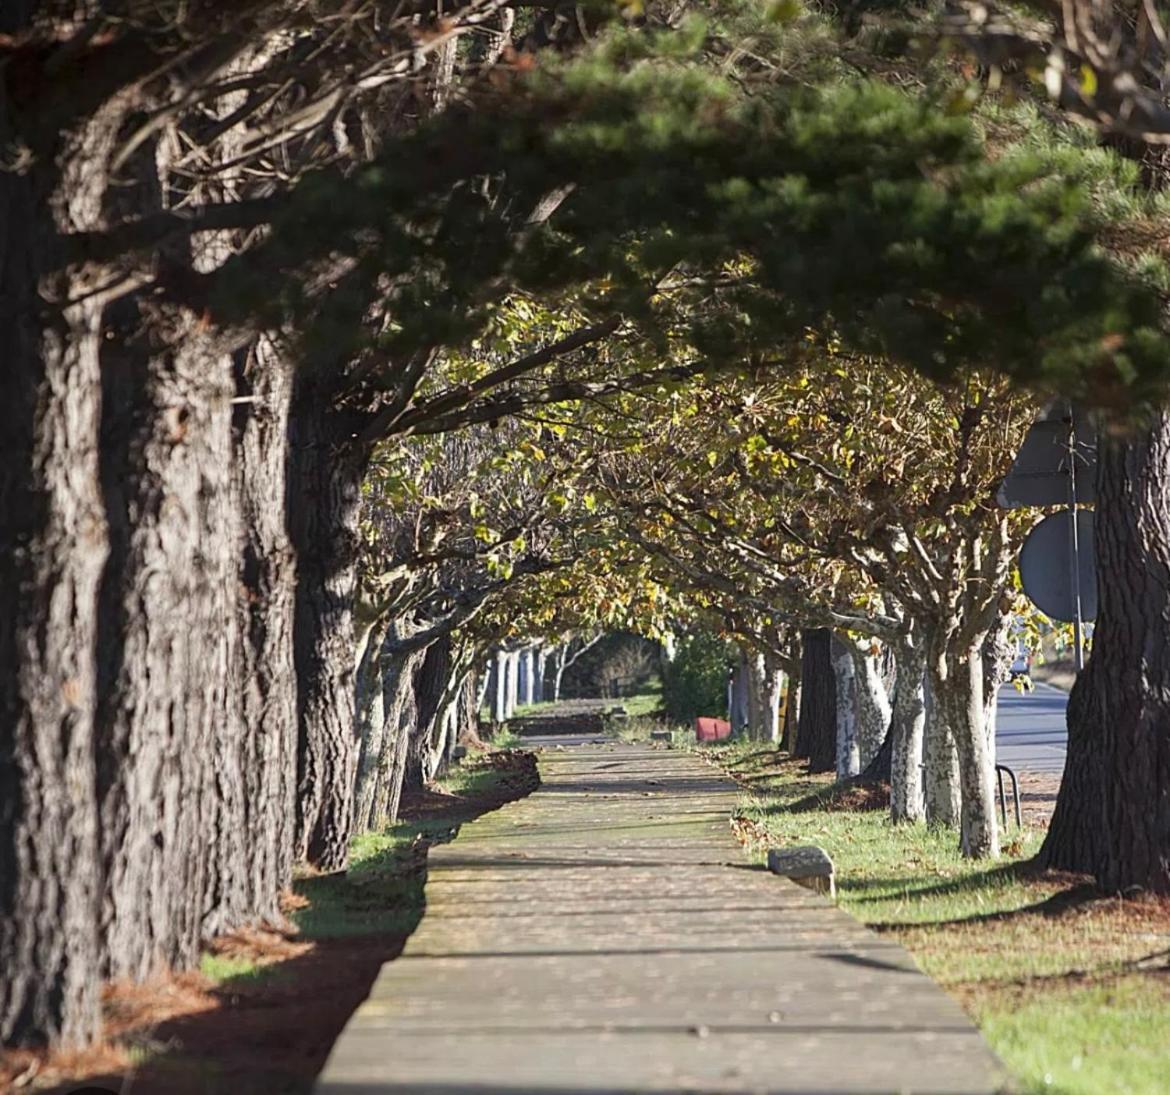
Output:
[{"xmin": 316, "ymin": 741, "xmax": 1005, "ymax": 1094}]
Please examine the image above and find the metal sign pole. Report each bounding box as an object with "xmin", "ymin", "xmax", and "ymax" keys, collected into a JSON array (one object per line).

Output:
[{"xmin": 1066, "ymin": 403, "xmax": 1085, "ymax": 671}]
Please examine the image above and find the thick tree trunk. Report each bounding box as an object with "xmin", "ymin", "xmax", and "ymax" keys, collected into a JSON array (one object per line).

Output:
[
  {"xmin": 1038, "ymin": 414, "xmax": 1170, "ymax": 893},
  {"xmin": 794, "ymin": 629, "xmax": 836, "ymax": 772},
  {"xmin": 889, "ymin": 633, "xmax": 928, "ymax": 823},
  {"xmin": 289, "ymin": 388, "xmax": 371, "ymax": 870},
  {"xmin": 95, "ymin": 319, "xmax": 241, "ymax": 978},
  {"xmin": 833, "ymin": 638, "xmax": 860, "ymax": 779},
  {"xmin": 0, "ymin": 203, "xmax": 107, "ymax": 1047},
  {"xmin": 229, "ymin": 338, "xmax": 298, "ymax": 924},
  {"xmin": 930, "ymin": 643, "xmax": 998, "ymax": 858}
]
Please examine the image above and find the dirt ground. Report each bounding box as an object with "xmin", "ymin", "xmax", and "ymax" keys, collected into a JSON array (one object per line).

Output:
[{"xmin": 1, "ymin": 750, "xmax": 538, "ymax": 1095}]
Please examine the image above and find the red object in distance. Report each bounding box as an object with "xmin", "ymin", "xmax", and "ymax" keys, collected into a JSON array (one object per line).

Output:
[{"xmin": 694, "ymin": 717, "xmax": 732, "ymax": 742}]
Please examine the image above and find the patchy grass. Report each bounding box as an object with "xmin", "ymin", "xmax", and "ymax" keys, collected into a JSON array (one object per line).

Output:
[
  {"xmin": 22, "ymin": 749, "xmax": 539, "ymax": 1095},
  {"xmin": 620, "ymin": 684, "xmax": 665, "ymax": 718},
  {"xmin": 702, "ymin": 741, "xmax": 1170, "ymax": 1095},
  {"xmin": 199, "ymin": 953, "xmax": 282, "ymax": 988},
  {"xmin": 292, "ymin": 750, "xmax": 539, "ymax": 940}
]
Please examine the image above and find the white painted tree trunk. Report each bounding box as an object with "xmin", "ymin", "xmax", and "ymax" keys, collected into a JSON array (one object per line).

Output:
[
  {"xmin": 491, "ymin": 649, "xmax": 508, "ymax": 723},
  {"xmin": 850, "ymin": 643, "xmax": 892, "ymax": 770},
  {"xmin": 505, "ymin": 650, "xmax": 520, "ymax": 719},
  {"xmin": 890, "ymin": 632, "xmax": 928, "ymax": 823},
  {"xmin": 833, "ymin": 641, "xmax": 859, "ymax": 779},
  {"xmin": 764, "ymin": 653, "xmax": 785, "ymax": 744},
  {"xmin": 521, "ymin": 647, "xmax": 537, "ymax": 706}
]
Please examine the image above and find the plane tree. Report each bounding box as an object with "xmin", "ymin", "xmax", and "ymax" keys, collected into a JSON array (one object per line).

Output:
[{"xmin": 579, "ymin": 356, "xmax": 1036, "ymax": 855}]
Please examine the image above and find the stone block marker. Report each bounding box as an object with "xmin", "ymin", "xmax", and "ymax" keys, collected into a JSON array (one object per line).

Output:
[
  {"xmin": 650, "ymin": 728, "xmax": 674, "ymax": 743},
  {"xmin": 768, "ymin": 844, "xmax": 836, "ymax": 900}
]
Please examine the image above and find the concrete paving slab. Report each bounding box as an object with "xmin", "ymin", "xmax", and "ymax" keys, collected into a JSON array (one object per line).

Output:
[{"xmin": 316, "ymin": 742, "xmax": 1007, "ymax": 1094}]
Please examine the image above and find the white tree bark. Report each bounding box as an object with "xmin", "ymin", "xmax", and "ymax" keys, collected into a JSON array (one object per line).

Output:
[
  {"xmin": 745, "ymin": 650, "xmax": 767, "ymax": 739},
  {"xmin": 833, "ymin": 640, "xmax": 859, "ymax": 779},
  {"xmin": 929, "ymin": 643, "xmax": 999, "ymax": 857},
  {"xmin": 850, "ymin": 642, "xmax": 892, "ymax": 769},
  {"xmin": 521, "ymin": 646, "xmax": 538, "ymax": 706},
  {"xmin": 890, "ymin": 630, "xmax": 928, "ymax": 823},
  {"xmin": 764, "ymin": 653, "xmax": 785, "ymax": 744},
  {"xmin": 491, "ymin": 649, "xmax": 508, "ymax": 723},
  {"xmin": 505, "ymin": 649, "xmax": 520, "ymax": 719},
  {"xmin": 923, "ymin": 670, "xmax": 961, "ymax": 825}
]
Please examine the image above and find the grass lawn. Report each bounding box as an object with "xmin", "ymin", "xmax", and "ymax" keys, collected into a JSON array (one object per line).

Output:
[{"xmin": 702, "ymin": 741, "xmax": 1170, "ymax": 1095}]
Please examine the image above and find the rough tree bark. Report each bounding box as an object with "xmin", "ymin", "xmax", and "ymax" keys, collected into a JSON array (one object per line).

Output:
[
  {"xmin": 1038, "ymin": 413, "xmax": 1170, "ymax": 893},
  {"xmin": 229, "ymin": 337, "xmax": 298, "ymax": 924},
  {"xmin": 95, "ymin": 318, "xmax": 238, "ymax": 978},
  {"xmin": 0, "ymin": 163, "xmax": 108, "ymax": 1047},
  {"xmin": 0, "ymin": 69, "xmax": 142, "ymax": 1044},
  {"xmin": 794, "ymin": 629, "xmax": 836, "ymax": 772},
  {"xmin": 289, "ymin": 384, "xmax": 372, "ymax": 870}
]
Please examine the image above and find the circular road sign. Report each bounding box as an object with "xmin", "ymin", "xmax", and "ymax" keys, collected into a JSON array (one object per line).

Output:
[{"xmin": 1018, "ymin": 510, "xmax": 1097, "ymax": 623}]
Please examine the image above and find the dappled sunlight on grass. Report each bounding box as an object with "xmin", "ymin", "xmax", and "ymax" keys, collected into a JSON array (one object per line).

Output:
[{"xmin": 703, "ymin": 741, "xmax": 1170, "ymax": 1095}]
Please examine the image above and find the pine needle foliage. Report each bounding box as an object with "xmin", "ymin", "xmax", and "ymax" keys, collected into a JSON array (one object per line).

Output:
[{"xmin": 217, "ymin": 5, "xmax": 1170, "ymax": 407}]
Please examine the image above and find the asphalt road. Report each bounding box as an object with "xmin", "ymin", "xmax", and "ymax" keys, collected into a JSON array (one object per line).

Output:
[{"xmin": 995, "ymin": 681, "xmax": 1069, "ymax": 774}]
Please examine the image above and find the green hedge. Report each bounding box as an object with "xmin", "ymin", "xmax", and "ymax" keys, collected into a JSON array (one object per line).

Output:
[{"xmin": 663, "ymin": 632, "xmax": 731, "ymax": 723}]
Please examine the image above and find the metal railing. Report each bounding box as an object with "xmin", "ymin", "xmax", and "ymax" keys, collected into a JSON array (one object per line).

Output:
[{"xmin": 995, "ymin": 764, "xmax": 1022, "ymax": 829}]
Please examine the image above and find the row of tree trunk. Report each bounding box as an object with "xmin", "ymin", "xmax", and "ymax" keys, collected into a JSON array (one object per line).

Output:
[{"xmin": 788, "ymin": 626, "xmax": 1001, "ymax": 849}]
